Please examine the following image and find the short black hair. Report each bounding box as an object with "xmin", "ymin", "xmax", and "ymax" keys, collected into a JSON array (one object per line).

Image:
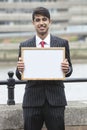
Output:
[{"xmin": 32, "ymin": 7, "xmax": 50, "ymax": 21}]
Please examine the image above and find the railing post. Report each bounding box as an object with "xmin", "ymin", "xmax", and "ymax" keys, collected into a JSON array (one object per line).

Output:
[{"xmin": 7, "ymin": 71, "xmax": 15, "ymax": 105}]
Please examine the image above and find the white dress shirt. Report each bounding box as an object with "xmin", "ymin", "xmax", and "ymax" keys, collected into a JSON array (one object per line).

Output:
[{"xmin": 36, "ymin": 34, "xmax": 50, "ymax": 48}]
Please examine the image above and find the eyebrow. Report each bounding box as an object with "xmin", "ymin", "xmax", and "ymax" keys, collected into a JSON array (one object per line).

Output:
[{"xmin": 34, "ymin": 17, "xmax": 48, "ymax": 21}]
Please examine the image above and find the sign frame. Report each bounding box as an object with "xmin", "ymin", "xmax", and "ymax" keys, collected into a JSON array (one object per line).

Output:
[{"xmin": 21, "ymin": 47, "xmax": 65, "ymax": 80}]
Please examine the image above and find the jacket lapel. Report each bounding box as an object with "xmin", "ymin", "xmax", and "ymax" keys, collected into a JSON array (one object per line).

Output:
[
  {"xmin": 30, "ymin": 35, "xmax": 60, "ymax": 47},
  {"xmin": 28, "ymin": 36, "xmax": 36, "ymax": 47},
  {"xmin": 50, "ymin": 35, "xmax": 58, "ymax": 47}
]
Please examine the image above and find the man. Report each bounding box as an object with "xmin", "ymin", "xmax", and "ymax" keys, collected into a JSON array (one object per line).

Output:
[{"xmin": 16, "ymin": 7, "xmax": 73, "ymax": 130}]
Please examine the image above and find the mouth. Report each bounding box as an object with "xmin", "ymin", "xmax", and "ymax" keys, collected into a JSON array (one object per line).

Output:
[{"xmin": 39, "ymin": 26, "xmax": 46, "ymax": 31}]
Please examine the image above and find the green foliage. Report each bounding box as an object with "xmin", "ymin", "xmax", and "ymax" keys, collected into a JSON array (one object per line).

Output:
[{"xmin": 69, "ymin": 36, "xmax": 78, "ymax": 42}]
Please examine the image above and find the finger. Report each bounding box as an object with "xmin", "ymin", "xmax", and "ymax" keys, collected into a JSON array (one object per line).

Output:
[
  {"xmin": 63, "ymin": 58, "xmax": 68, "ymax": 63},
  {"xmin": 17, "ymin": 60, "xmax": 24, "ymax": 68},
  {"xmin": 61, "ymin": 62, "xmax": 69, "ymax": 67},
  {"xmin": 17, "ymin": 64, "xmax": 24, "ymax": 72},
  {"xmin": 62, "ymin": 64, "xmax": 69, "ymax": 70}
]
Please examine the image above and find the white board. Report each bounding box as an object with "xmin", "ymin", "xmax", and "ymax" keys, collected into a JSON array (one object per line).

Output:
[{"xmin": 21, "ymin": 47, "xmax": 65, "ymax": 80}]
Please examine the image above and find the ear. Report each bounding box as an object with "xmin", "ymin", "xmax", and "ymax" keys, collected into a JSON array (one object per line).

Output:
[
  {"xmin": 32, "ymin": 21, "xmax": 34, "ymax": 25},
  {"xmin": 49, "ymin": 19, "xmax": 52, "ymax": 24}
]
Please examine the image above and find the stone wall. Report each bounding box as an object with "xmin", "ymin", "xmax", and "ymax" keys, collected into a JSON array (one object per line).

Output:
[
  {"xmin": 0, "ymin": 42, "xmax": 87, "ymax": 62},
  {"xmin": 0, "ymin": 101, "xmax": 87, "ymax": 130}
]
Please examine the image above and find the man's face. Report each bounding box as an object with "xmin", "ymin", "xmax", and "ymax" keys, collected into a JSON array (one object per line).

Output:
[{"xmin": 33, "ymin": 14, "xmax": 51, "ymax": 37}]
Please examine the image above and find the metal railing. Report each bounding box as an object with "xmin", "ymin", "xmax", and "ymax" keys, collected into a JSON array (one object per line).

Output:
[{"xmin": 0, "ymin": 71, "xmax": 87, "ymax": 105}]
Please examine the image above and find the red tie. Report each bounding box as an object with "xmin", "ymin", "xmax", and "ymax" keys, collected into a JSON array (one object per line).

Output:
[{"xmin": 40, "ymin": 41, "xmax": 45, "ymax": 47}]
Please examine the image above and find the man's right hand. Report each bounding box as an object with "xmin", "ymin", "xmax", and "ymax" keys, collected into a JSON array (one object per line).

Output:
[{"xmin": 17, "ymin": 57, "xmax": 24, "ymax": 73}]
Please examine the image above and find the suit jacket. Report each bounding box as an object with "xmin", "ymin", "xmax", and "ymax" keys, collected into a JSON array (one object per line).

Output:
[{"xmin": 16, "ymin": 35, "xmax": 73, "ymax": 107}]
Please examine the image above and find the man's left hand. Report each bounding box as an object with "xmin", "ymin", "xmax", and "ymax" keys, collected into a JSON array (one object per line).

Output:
[{"xmin": 61, "ymin": 59, "xmax": 69, "ymax": 74}]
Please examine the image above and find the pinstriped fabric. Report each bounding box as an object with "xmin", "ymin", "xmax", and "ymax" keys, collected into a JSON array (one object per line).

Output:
[
  {"xmin": 23, "ymin": 107, "xmax": 44, "ymax": 130},
  {"xmin": 23, "ymin": 100, "xmax": 65, "ymax": 130},
  {"xmin": 23, "ymin": 85, "xmax": 45, "ymax": 107},
  {"xmin": 45, "ymin": 84, "xmax": 66, "ymax": 106},
  {"xmin": 44, "ymin": 103, "xmax": 65, "ymax": 130},
  {"xmin": 23, "ymin": 84, "xmax": 67, "ymax": 107},
  {"xmin": 16, "ymin": 34, "xmax": 73, "ymax": 107},
  {"xmin": 16, "ymin": 34, "xmax": 72, "ymax": 130}
]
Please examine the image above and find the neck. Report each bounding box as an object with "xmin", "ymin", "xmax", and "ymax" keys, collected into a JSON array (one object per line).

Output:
[{"xmin": 37, "ymin": 32, "xmax": 49, "ymax": 40}]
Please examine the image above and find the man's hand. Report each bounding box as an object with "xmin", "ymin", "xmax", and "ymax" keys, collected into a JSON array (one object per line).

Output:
[
  {"xmin": 17, "ymin": 57, "xmax": 24, "ymax": 73},
  {"xmin": 61, "ymin": 59, "xmax": 69, "ymax": 74}
]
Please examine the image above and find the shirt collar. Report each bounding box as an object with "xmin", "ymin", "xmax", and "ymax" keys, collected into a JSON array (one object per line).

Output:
[{"xmin": 36, "ymin": 34, "xmax": 50, "ymax": 46}]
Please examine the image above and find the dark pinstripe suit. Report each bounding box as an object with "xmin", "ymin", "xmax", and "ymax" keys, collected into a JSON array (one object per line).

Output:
[{"xmin": 16, "ymin": 34, "xmax": 73, "ymax": 130}]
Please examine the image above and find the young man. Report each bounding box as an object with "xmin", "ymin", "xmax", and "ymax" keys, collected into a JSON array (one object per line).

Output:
[{"xmin": 16, "ymin": 7, "xmax": 73, "ymax": 130}]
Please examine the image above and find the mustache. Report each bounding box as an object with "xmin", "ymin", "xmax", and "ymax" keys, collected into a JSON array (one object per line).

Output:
[{"xmin": 40, "ymin": 24, "xmax": 46, "ymax": 27}]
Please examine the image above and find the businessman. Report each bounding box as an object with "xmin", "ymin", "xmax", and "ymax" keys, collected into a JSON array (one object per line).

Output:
[{"xmin": 16, "ymin": 7, "xmax": 73, "ymax": 130}]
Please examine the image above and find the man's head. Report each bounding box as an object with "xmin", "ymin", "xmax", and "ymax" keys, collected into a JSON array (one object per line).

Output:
[
  {"xmin": 32, "ymin": 7, "xmax": 52, "ymax": 39},
  {"xmin": 32, "ymin": 7, "xmax": 50, "ymax": 21}
]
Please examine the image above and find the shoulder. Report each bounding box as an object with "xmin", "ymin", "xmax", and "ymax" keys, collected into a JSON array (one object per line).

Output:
[
  {"xmin": 51, "ymin": 35, "xmax": 68, "ymax": 43},
  {"xmin": 20, "ymin": 36, "xmax": 35, "ymax": 47}
]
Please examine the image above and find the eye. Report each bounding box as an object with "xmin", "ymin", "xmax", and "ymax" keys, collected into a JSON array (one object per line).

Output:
[
  {"xmin": 42, "ymin": 17, "xmax": 48, "ymax": 21},
  {"xmin": 34, "ymin": 18, "xmax": 40, "ymax": 22}
]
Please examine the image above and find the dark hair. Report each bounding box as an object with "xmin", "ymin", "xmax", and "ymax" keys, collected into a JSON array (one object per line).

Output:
[{"xmin": 32, "ymin": 7, "xmax": 50, "ymax": 21}]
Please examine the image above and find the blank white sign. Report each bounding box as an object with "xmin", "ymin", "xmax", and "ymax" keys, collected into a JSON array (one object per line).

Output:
[{"xmin": 21, "ymin": 47, "xmax": 65, "ymax": 80}]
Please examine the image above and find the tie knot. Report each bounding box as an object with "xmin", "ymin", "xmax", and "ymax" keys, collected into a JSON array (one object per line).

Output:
[{"xmin": 40, "ymin": 41, "xmax": 45, "ymax": 47}]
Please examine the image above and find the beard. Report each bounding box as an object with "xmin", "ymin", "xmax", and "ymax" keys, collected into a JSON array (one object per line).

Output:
[{"xmin": 37, "ymin": 28, "xmax": 49, "ymax": 36}]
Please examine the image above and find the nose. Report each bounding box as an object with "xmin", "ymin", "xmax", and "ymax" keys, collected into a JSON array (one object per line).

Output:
[{"xmin": 39, "ymin": 19, "xmax": 44, "ymax": 24}]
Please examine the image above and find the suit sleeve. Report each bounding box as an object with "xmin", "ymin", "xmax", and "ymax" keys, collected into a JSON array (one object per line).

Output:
[
  {"xmin": 65, "ymin": 40, "xmax": 73, "ymax": 77},
  {"xmin": 15, "ymin": 44, "xmax": 22, "ymax": 80}
]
